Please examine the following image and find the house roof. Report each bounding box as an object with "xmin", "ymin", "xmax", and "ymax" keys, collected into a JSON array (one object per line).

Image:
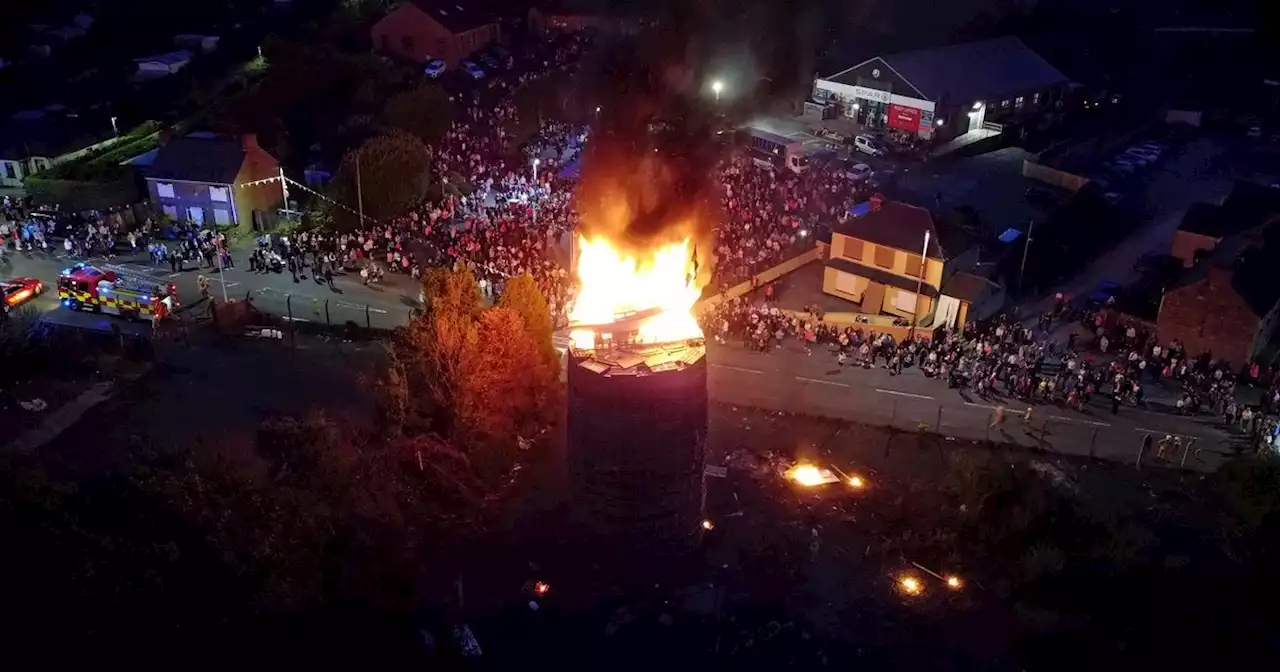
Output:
[
  {"xmin": 144, "ymin": 134, "xmax": 252, "ymax": 184},
  {"xmin": 409, "ymin": 1, "xmax": 495, "ymax": 34},
  {"xmin": 1177, "ymin": 202, "xmax": 1226, "ymax": 237},
  {"xmin": 941, "ymin": 272, "xmax": 997, "ymax": 304},
  {"xmin": 877, "ymin": 37, "xmax": 1066, "ymax": 104},
  {"xmin": 825, "ymin": 257, "xmax": 940, "ymax": 298},
  {"xmin": 832, "ymin": 199, "xmax": 944, "ymax": 260},
  {"xmin": 134, "ymin": 50, "xmax": 192, "ymax": 65}
]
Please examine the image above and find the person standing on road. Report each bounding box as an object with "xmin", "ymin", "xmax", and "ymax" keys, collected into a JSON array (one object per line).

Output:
[{"xmin": 197, "ymin": 274, "xmax": 210, "ymax": 302}]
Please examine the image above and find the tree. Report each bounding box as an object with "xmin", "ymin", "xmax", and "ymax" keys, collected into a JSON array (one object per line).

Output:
[
  {"xmin": 497, "ymin": 273, "xmax": 560, "ymax": 373},
  {"xmin": 382, "ymin": 84, "xmax": 453, "ymax": 144},
  {"xmin": 329, "ymin": 130, "xmax": 432, "ymax": 228}
]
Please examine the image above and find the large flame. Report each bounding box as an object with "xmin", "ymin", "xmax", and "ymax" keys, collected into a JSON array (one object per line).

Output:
[{"xmin": 568, "ymin": 235, "xmax": 704, "ymax": 350}]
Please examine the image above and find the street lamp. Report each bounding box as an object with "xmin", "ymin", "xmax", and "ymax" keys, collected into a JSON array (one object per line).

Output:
[
  {"xmin": 910, "ymin": 230, "xmax": 930, "ymax": 339},
  {"xmin": 110, "ymin": 116, "xmax": 118, "ymax": 137},
  {"xmin": 532, "ymin": 158, "xmax": 541, "ymax": 226},
  {"xmin": 712, "ymin": 80, "xmax": 723, "ymax": 102}
]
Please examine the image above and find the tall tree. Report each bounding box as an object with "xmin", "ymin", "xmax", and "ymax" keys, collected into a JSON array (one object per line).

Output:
[
  {"xmin": 497, "ymin": 273, "xmax": 560, "ymax": 373},
  {"xmin": 330, "ymin": 130, "xmax": 432, "ymax": 228},
  {"xmin": 382, "ymin": 84, "xmax": 454, "ymax": 144}
]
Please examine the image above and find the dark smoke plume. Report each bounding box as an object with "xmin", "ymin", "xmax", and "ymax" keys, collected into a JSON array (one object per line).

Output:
[{"xmin": 573, "ymin": 6, "xmax": 726, "ymax": 279}]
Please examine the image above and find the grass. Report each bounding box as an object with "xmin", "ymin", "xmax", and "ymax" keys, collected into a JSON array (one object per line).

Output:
[{"xmin": 38, "ymin": 122, "xmax": 162, "ymax": 182}]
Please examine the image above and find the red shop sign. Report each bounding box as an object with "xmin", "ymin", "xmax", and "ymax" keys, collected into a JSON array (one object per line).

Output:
[{"xmin": 887, "ymin": 104, "xmax": 922, "ymax": 132}]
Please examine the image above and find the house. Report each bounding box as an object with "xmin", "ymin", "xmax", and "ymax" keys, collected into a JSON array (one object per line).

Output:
[
  {"xmin": 143, "ymin": 133, "xmax": 282, "ymax": 230},
  {"xmin": 371, "ymin": 2, "xmax": 499, "ymax": 67},
  {"xmin": 134, "ymin": 50, "xmax": 193, "ymax": 78},
  {"xmin": 528, "ymin": 1, "xmax": 621, "ymax": 34},
  {"xmin": 821, "ymin": 196, "xmax": 1001, "ymax": 330},
  {"xmin": 1170, "ymin": 182, "xmax": 1280, "ymax": 267},
  {"xmin": 0, "ymin": 110, "xmax": 107, "ymax": 189},
  {"xmin": 1157, "ymin": 236, "xmax": 1280, "ymax": 366}
]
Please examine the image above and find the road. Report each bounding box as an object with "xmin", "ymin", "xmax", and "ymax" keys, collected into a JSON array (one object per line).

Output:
[
  {"xmin": 1, "ymin": 241, "xmax": 421, "ymax": 332},
  {"xmin": 703, "ymin": 340, "xmax": 1237, "ymax": 471}
]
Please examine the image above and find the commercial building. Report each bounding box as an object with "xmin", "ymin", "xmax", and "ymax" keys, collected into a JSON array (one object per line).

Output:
[
  {"xmin": 812, "ymin": 36, "xmax": 1067, "ymax": 141},
  {"xmin": 371, "ymin": 1, "xmax": 499, "ymax": 67}
]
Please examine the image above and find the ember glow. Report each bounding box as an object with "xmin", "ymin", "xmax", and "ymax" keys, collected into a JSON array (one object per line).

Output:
[
  {"xmin": 898, "ymin": 575, "xmax": 925, "ymax": 596},
  {"xmin": 788, "ymin": 464, "xmax": 827, "ymax": 487},
  {"xmin": 568, "ymin": 235, "xmax": 704, "ymax": 349}
]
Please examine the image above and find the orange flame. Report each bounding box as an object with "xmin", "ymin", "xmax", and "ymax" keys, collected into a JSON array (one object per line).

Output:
[{"xmin": 568, "ymin": 235, "xmax": 704, "ymax": 349}]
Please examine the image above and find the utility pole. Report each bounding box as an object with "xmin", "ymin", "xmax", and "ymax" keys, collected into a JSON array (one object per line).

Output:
[
  {"xmin": 355, "ymin": 155, "xmax": 365, "ymax": 224},
  {"xmin": 278, "ymin": 165, "xmax": 291, "ymax": 220},
  {"xmin": 910, "ymin": 230, "xmax": 930, "ymax": 340},
  {"xmin": 1019, "ymin": 219, "xmax": 1035, "ymax": 291}
]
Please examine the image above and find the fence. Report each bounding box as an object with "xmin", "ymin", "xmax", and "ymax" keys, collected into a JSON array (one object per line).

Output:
[{"xmin": 208, "ymin": 290, "xmax": 416, "ymax": 344}]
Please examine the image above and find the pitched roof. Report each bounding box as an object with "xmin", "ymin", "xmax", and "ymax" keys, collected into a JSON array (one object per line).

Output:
[
  {"xmin": 942, "ymin": 271, "xmax": 998, "ymax": 303},
  {"xmin": 409, "ymin": 1, "xmax": 495, "ymax": 34},
  {"xmin": 832, "ymin": 199, "xmax": 944, "ymax": 260},
  {"xmin": 880, "ymin": 36, "xmax": 1066, "ymax": 103},
  {"xmin": 144, "ymin": 134, "xmax": 249, "ymax": 184},
  {"xmin": 1177, "ymin": 202, "xmax": 1226, "ymax": 236}
]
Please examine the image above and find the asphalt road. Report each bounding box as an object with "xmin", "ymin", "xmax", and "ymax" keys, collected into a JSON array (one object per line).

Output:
[{"xmin": 1, "ymin": 241, "xmax": 421, "ymax": 332}]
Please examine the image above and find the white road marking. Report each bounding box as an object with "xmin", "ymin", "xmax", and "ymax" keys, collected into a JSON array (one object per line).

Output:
[
  {"xmin": 1048, "ymin": 415, "xmax": 1111, "ymax": 427},
  {"xmin": 876, "ymin": 389, "xmax": 934, "ymax": 400},
  {"xmin": 167, "ymin": 273, "xmax": 182, "ymax": 278},
  {"xmin": 964, "ymin": 401, "xmax": 996, "ymax": 409},
  {"xmin": 795, "ymin": 376, "xmax": 850, "ymax": 388},
  {"xmin": 335, "ymin": 300, "xmax": 387, "ymax": 313},
  {"xmin": 281, "ymin": 316, "xmax": 310, "ymax": 322},
  {"xmin": 711, "ymin": 364, "xmax": 764, "ymax": 374}
]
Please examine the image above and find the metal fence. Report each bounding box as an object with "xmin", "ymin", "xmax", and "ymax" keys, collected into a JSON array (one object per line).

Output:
[{"xmin": 229, "ymin": 290, "xmax": 417, "ymax": 334}]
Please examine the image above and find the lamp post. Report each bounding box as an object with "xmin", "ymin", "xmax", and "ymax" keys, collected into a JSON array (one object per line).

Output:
[
  {"xmin": 1018, "ymin": 219, "xmax": 1035, "ymax": 291},
  {"xmin": 532, "ymin": 158, "xmax": 541, "ymax": 227},
  {"xmin": 910, "ymin": 230, "xmax": 930, "ymax": 340},
  {"xmin": 110, "ymin": 116, "xmax": 118, "ymax": 137},
  {"xmin": 712, "ymin": 80, "xmax": 723, "ymax": 102}
]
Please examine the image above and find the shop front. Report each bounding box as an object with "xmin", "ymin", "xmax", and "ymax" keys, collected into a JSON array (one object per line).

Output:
[{"xmin": 814, "ymin": 80, "xmax": 938, "ymax": 139}]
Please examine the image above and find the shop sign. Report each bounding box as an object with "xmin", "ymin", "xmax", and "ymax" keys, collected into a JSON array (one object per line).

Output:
[
  {"xmin": 919, "ymin": 109, "xmax": 934, "ymax": 132},
  {"xmin": 852, "ymin": 86, "xmax": 891, "ymax": 104},
  {"xmin": 888, "ymin": 104, "xmax": 922, "ymax": 132}
]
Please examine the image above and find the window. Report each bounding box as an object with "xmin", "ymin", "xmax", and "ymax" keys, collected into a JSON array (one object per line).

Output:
[
  {"xmin": 213, "ymin": 208, "xmax": 232, "ymax": 226},
  {"xmin": 1033, "ymin": 92, "xmax": 1041, "ymax": 105},
  {"xmin": 904, "ymin": 254, "xmax": 922, "ymax": 278},
  {"xmin": 874, "ymin": 245, "xmax": 894, "ymax": 269},
  {"xmin": 401, "ymin": 34, "xmax": 414, "ymax": 51},
  {"xmin": 3, "ymin": 162, "xmax": 15, "ymax": 179},
  {"xmin": 209, "ymin": 186, "xmax": 230, "ymax": 202},
  {"xmin": 892, "ymin": 289, "xmax": 918, "ymax": 313},
  {"xmin": 1000, "ymin": 99, "xmax": 1010, "ymax": 108},
  {"xmin": 162, "ymin": 204, "xmax": 178, "ymax": 220},
  {"xmin": 843, "ymin": 238, "xmax": 864, "ymax": 261},
  {"xmin": 156, "ymin": 182, "xmax": 176, "ymax": 199},
  {"xmin": 1015, "ymin": 96, "xmax": 1025, "ymax": 108}
]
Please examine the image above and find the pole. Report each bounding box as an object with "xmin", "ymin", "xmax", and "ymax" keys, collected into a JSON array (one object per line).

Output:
[
  {"xmin": 214, "ymin": 236, "xmax": 229, "ymax": 304},
  {"xmin": 1019, "ymin": 219, "xmax": 1035, "ymax": 290},
  {"xmin": 355, "ymin": 155, "xmax": 365, "ymax": 224},
  {"xmin": 324, "ymin": 299, "xmax": 331, "ymax": 327},
  {"xmin": 910, "ymin": 230, "xmax": 930, "ymax": 340}
]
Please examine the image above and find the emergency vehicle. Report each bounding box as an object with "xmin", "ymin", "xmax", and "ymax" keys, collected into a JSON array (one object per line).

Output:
[{"xmin": 57, "ymin": 263, "xmax": 177, "ymax": 321}]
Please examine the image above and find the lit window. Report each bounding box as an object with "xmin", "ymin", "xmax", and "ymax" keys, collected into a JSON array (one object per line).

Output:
[
  {"xmin": 1015, "ymin": 96, "xmax": 1025, "ymax": 108},
  {"xmin": 156, "ymin": 182, "xmax": 176, "ymax": 199},
  {"xmin": 213, "ymin": 208, "xmax": 232, "ymax": 226},
  {"xmin": 209, "ymin": 186, "xmax": 230, "ymax": 202},
  {"xmin": 3, "ymin": 162, "xmax": 16, "ymax": 179},
  {"xmin": 1033, "ymin": 93, "xmax": 1041, "ymax": 105},
  {"xmin": 161, "ymin": 204, "xmax": 178, "ymax": 219},
  {"xmin": 1000, "ymin": 100, "xmax": 1010, "ymax": 108}
]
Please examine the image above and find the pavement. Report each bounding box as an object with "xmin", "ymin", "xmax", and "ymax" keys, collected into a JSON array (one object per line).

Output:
[{"xmin": 0, "ymin": 240, "xmax": 421, "ymax": 332}]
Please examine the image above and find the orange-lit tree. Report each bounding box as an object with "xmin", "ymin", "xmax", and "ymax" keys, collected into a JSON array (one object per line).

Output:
[{"xmin": 497, "ymin": 272, "xmax": 560, "ymax": 373}]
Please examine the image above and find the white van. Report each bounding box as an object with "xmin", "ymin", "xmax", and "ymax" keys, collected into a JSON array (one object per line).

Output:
[
  {"xmin": 854, "ymin": 134, "xmax": 888, "ymax": 157},
  {"xmin": 747, "ymin": 128, "xmax": 809, "ymax": 174}
]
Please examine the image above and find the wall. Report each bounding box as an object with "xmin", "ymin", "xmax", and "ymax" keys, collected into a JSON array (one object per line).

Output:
[
  {"xmin": 1170, "ymin": 230, "xmax": 1219, "ymax": 268},
  {"xmin": 1157, "ymin": 269, "xmax": 1259, "ymax": 365},
  {"xmin": 149, "ymin": 178, "xmax": 236, "ymax": 226},
  {"xmin": 234, "ymin": 141, "xmax": 283, "ymax": 230},
  {"xmin": 371, "ymin": 5, "xmax": 448, "ymax": 65},
  {"xmin": 1022, "ymin": 158, "xmax": 1090, "ymax": 192},
  {"xmin": 831, "ymin": 232, "xmax": 943, "ymax": 291}
]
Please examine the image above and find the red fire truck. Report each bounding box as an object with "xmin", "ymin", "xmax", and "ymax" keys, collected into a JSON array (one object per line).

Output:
[{"xmin": 57, "ymin": 263, "xmax": 177, "ymax": 321}]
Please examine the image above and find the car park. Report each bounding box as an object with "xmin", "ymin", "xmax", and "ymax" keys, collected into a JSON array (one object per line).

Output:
[
  {"xmin": 461, "ymin": 60, "xmax": 484, "ymax": 80},
  {"xmin": 423, "ymin": 59, "xmax": 446, "ymax": 78}
]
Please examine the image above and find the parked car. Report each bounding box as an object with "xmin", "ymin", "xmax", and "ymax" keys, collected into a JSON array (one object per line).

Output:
[
  {"xmin": 854, "ymin": 134, "xmax": 888, "ymax": 157},
  {"xmin": 1116, "ymin": 152, "xmax": 1152, "ymax": 168},
  {"xmin": 1, "ymin": 276, "xmax": 43, "ymax": 313},
  {"xmin": 845, "ymin": 162, "xmax": 873, "ymax": 182},
  {"xmin": 461, "ymin": 61, "xmax": 484, "ymax": 79},
  {"xmin": 423, "ymin": 59, "xmax": 446, "ymax": 78},
  {"xmin": 478, "ymin": 52, "xmax": 500, "ymax": 70}
]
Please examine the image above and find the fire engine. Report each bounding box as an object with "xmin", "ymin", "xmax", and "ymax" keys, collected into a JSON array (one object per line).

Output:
[{"xmin": 57, "ymin": 263, "xmax": 177, "ymax": 321}]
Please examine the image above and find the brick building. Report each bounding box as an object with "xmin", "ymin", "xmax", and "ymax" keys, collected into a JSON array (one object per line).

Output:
[
  {"xmin": 1170, "ymin": 182, "xmax": 1280, "ymax": 267},
  {"xmin": 371, "ymin": 1, "xmax": 499, "ymax": 67},
  {"xmin": 143, "ymin": 132, "xmax": 282, "ymax": 231},
  {"xmin": 1157, "ymin": 239, "xmax": 1280, "ymax": 366}
]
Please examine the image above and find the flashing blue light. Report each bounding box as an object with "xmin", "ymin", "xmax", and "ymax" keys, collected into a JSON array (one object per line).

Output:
[{"xmin": 62, "ymin": 299, "xmax": 69, "ymax": 306}]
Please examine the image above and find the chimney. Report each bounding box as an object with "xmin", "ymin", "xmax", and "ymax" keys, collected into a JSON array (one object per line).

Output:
[{"xmin": 241, "ymin": 133, "xmax": 258, "ymax": 151}]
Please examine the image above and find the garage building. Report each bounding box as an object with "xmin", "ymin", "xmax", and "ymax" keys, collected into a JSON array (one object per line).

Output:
[{"xmin": 813, "ymin": 36, "xmax": 1067, "ymax": 142}]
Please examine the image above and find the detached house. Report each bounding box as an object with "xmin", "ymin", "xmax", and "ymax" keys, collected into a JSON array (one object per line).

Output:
[
  {"xmin": 821, "ymin": 196, "xmax": 1003, "ymax": 330},
  {"xmin": 143, "ymin": 132, "xmax": 281, "ymax": 230},
  {"xmin": 371, "ymin": 2, "xmax": 499, "ymax": 67}
]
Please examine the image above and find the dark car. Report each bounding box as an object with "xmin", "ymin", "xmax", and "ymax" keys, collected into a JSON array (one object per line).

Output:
[{"xmin": 478, "ymin": 52, "xmax": 501, "ymax": 70}]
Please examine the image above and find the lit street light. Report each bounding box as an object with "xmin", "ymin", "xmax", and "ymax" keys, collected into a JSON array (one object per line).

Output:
[
  {"xmin": 110, "ymin": 116, "xmax": 118, "ymax": 137},
  {"xmin": 712, "ymin": 79, "xmax": 723, "ymax": 102}
]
